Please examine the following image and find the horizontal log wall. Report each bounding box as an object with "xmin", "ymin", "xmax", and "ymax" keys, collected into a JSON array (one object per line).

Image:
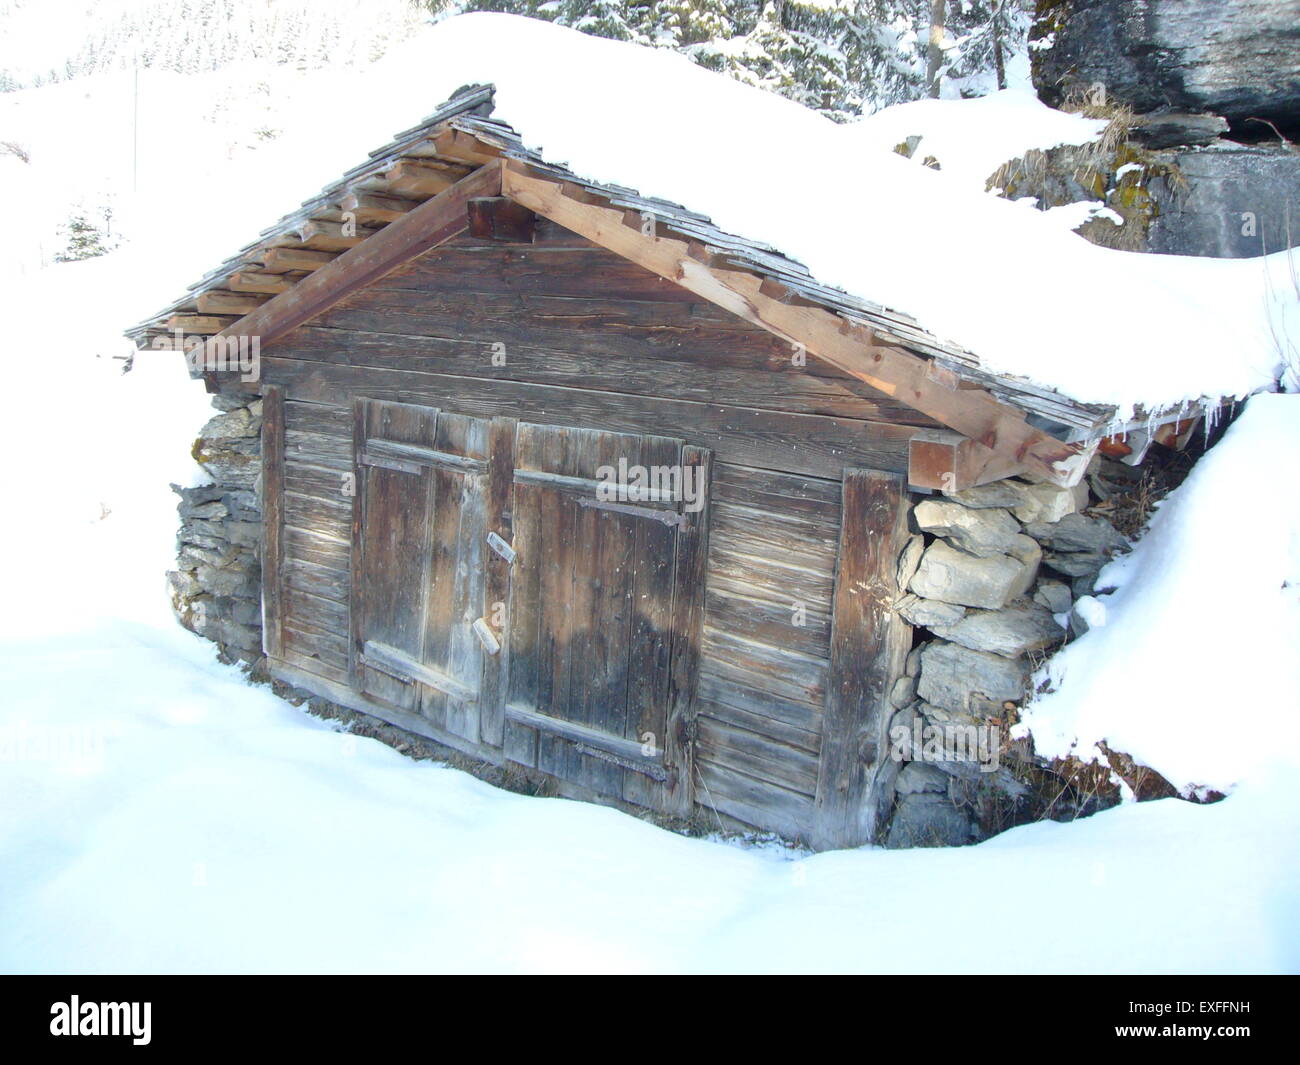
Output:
[
  {"xmin": 695, "ymin": 464, "xmax": 839, "ymax": 840},
  {"xmin": 280, "ymin": 399, "xmax": 352, "ymax": 684},
  {"xmin": 264, "ymin": 223, "xmax": 925, "ymax": 836}
]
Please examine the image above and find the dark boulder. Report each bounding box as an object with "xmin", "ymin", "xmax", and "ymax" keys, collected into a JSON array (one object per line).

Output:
[
  {"xmin": 1148, "ymin": 145, "xmax": 1300, "ymax": 258},
  {"xmin": 1032, "ymin": 0, "xmax": 1300, "ymax": 136}
]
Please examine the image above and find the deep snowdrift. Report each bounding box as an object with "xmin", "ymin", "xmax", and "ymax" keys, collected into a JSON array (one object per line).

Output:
[
  {"xmin": 1, "ymin": 11, "xmax": 1296, "ymax": 975},
  {"xmin": 6, "ymin": 13, "xmax": 1295, "ymax": 414},
  {"xmin": 0, "ymin": 255, "xmax": 1296, "ymax": 974},
  {"xmin": 1023, "ymin": 393, "xmax": 1300, "ymax": 793},
  {"xmin": 375, "ymin": 14, "xmax": 1293, "ymax": 416}
]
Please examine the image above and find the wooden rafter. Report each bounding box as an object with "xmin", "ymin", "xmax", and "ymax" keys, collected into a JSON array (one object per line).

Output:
[
  {"xmin": 339, "ymin": 189, "xmax": 415, "ymax": 226},
  {"xmin": 383, "ymin": 158, "xmax": 471, "ymax": 198},
  {"xmin": 228, "ymin": 270, "xmax": 296, "ymax": 295},
  {"xmin": 431, "ymin": 127, "xmax": 503, "ymax": 166},
  {"xmin": 499, "ymin": 160, "xmax": 1089, "ymax": 487},
  {"xmin": 210, "ymin": 160, "xmax": 503, "ymax": 352},
  {"xmin": 262, "ymin": 247, "xmax": 337, "ymax": 274}
]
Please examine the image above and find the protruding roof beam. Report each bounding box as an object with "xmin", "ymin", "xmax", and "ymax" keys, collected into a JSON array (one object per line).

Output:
[
  {"xmin": 499, "ymin": 159, "xmax": 1088, "ymax": 487},
  {"xmin": 383, "ymin": 158, "xmax": 471, "ymax": 198},
  {"xmin": 339, "ymin": 189, "xmax": 416, "ymax": 226}
]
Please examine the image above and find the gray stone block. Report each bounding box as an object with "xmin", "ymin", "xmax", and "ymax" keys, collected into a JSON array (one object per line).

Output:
[
  {"xmin": 918, "ymin": 640, "xmax": 1029, "ymax": 715},
  {"xmin": 886, "ymin": 793, "xmax": 974, "ymax": 848},
  {"xmin": 896, "ymin": 593, "xmax": 967, "ymax": 629},
  {"xmin": 1011, "ymin": 482, "xmax": 1078, "ymax": 525},
  {"xmin": 1048, "ymin": 513, "xmax": 1127, "ymax": 554},
  {"xmin": 929, "ymin": 602, "xmax": 1065, "ymax": 659},
  {"xmin": 909, "ymin": 540, "xmax": 1028, "ymax": 610},
  {"xmin": 913, "ymin": 500, "xmax": 1025, "ymax": 558},
  {"xmin": 1034, "ymin": 579, "xmax": 1075, "ymax": 615},
  {"xmin": 896, "ymin": 534, "xmax": 925, "ymax": 591},
  {"xmin": 889, "ymin": 673, "xmax": 919, "ymax": 710},
  {"xmin": 895, "ymin": 761, "xmax": 950, "ymax": 796},
  {"xmin": 945, "ymin": 482, "xmax": 1026, "ymax": 509}
]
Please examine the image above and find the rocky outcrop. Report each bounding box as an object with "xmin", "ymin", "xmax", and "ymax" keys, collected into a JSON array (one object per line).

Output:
[
  {"xmin": 1031, "ymin": 0, "xmax": 1300, "ymax": 135},
  {"xmin": 992, "ymin": 132, "xmax": 1300, "ymax": 259},
  {"xmin": 1014, "ymin": 2, "xmax": 1300, "ymax": 260},
  {"xmin": 1147, "ymin": 145, "xmax": 1300, "ymax": 258},
  {"xmin": 168, "ymin": 393, "xmax": 265, "ymax": 669}
]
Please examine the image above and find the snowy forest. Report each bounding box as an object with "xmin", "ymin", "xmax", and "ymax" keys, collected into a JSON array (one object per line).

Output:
[{"xmin": 0, "ymin": 0, "xmax": 1028, "ymax": 117}]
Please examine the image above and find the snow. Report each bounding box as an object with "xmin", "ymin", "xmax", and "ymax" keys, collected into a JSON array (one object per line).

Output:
[
  {"xmin": 1040, "ymin": 200, "xmax": 1119, "ymax": 233},
  {"xmin": 7, "ymin": 12, "xmax": 1295, "ymax": 416},
  {"xmin": 0, "ymin": 0, "xmax": 427, "ymax": 87},
  {"xmin": 1021, "ymin": 392, "xmax": 1300, "ymax": 794},
  {"xmin": 1, "ymin": 265, "xmax": 1297, "ymax": 974},
  {"xmin": 0, "ymin": 219, "xmax": 1297, "ymax": 981},
  {"xmin": 846, "ymin": 88, "xmax": 1109, "ymax": 192},
  {"xmin": 359, "ymin": 14, "xmax": 1293, "ymax": 417},
  {"xmin": 1, "ymin": 9, "xmax": 1298, "ymax": 975}
]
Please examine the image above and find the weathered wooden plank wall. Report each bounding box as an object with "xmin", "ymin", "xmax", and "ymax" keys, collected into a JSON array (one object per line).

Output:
[
  {"xmin": 264, "ymin": 221, "xmax": 923, "ymax": 838},
  {"xmin": 694, "ymin": 465, "xmax": 840, "ymax": 840},
  {"xmin": 813, "ymin": 470, "xmax": 913, "ymax": 849}
]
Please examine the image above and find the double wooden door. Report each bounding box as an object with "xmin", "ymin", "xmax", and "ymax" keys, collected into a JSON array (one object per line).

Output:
[{"xmin": 349, "ymin": 399, "xmax": 710, "ymax": 815}]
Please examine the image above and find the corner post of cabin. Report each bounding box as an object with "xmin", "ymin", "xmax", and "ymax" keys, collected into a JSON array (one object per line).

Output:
[{"xmin": 812, "ymin": 468, "xmax": 913, "ymax": 850}]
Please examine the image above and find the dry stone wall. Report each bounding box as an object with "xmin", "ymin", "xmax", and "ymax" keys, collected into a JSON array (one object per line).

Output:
[
  {"xmin": 883, "ymin": 470, "xmax": 1130, "ymax": 848},
  {"xmin": 167, "ymin": 392, "xmax": 265, "ymax": 671}
]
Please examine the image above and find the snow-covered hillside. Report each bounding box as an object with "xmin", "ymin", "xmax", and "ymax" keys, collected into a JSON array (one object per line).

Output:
[
  {"xmin": 0, "ymin": 9, "xmax": 1297, "ymax": 974},
  {"xmin": 1, "ymin": 251, "xmax": 1297, "ymax": 972},
  {"xmin": 0, "ymin": 0, "xmax": 428, "ymax": 89}
]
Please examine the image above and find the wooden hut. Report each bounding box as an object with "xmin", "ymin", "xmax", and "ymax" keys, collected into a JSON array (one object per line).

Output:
[{"xmin": 129, "ymin": 86, "xmax": 1188, "ymax": 849}]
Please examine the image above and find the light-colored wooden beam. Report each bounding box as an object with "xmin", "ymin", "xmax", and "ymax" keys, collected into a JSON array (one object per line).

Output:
[
  {"xmin": 383, "ymin": 158, "xmax": 471, "ymax": 199},
  {"xmin": 430, "ymin": 127, "xmax": 502, "ymax": 166},
  {"xmin": 339, "ymin": 189, "xmax": 415, "ymax": 226},
  {"xmin": 293, "ymin": 219, "xmax": 379, "ymax": 252},
  {"xmin": 262, "ymin": 247, "xmax": 338, "ymax": 274},
  {"xmin": 196, "ymin": 289, "xmax": 271, "ymax": 316},
  {"xmin": 500, "ymin": 160, "xmax": 1087, "ymax": 487},
  {"xmin": 165, "ymin": 314, "xmax": 235, "ymax": 335},
  {"xmin": 908, "ymin": 429, "xmax": 1028, "ymax": 491},
  {"xmin": 228, "ymin": 270, "xmax": 295, "ymax": 295}
]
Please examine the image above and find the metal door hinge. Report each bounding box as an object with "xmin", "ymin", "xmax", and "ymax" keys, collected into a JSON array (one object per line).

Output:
[{"xmin": 486, "ymin": 531, "xmax": 516, "ymax": 563}]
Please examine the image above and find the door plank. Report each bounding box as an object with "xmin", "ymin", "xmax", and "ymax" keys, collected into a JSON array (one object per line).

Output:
[
  {"xmin": 661, "ymin": 444, "xmax": 711, "ymax": 818},
  {"xmin": 621, "ymin": 432, "xmax": 680, "ymax": 811},
  {"xmin": 480, "ymin": 416, "xmax": 518, "ymax": 749},
  {"xmin": 349, "ymin": 399, "xmax": 440, "ymax": 709}
]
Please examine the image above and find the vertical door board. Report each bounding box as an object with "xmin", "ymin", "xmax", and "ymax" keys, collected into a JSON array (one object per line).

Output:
[
  {"xmin": 350, "ymin": 399, "xmax": 441, "ymax": 710},
  {"xmin": 660, "ymin": 444, "xmax": 712, "ymax": 818},
  {"xmin": 479, "ymin": 416, "xmax": 518, "ymax": 748}
]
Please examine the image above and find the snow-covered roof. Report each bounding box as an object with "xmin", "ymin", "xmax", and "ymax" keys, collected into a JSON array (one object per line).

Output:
[{"xmin": 129, "ymin": 13, "xmax": 1295, "ymax": 429}]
